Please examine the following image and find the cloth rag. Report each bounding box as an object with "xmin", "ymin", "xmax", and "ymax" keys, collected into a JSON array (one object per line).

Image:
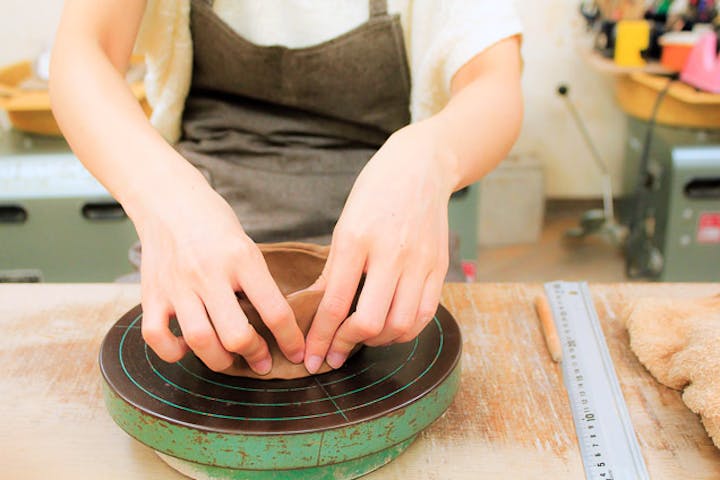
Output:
[{"xmin": 625, "ymin": 294, "xmax": 720, "ymax": 449}]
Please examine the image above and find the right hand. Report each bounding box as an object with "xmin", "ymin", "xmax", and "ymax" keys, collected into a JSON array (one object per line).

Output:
[{"xmin": 131, "ymin": 171, "xmax": 305, "ymax": 375}]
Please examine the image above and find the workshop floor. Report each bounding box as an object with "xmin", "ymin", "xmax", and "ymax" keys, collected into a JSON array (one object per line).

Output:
[{"xmin": 475, "ymin": 200, "xmax": 629, "ymax": 283}]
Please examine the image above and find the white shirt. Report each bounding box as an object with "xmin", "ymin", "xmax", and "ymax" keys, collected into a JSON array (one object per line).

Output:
[{"xmin": 136, "ymin": 0, "xmax": 522, "ymax": 142}]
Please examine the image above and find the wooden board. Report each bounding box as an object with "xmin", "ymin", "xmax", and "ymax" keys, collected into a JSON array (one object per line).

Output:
[
  {"xmin": 615, "ymin": 72, "xmax": 720, "ymax": 129},
  {"xmin": 583, "ymin": 48, "xmax": 674, "ymax": 76},
  {"xmin": 1, "ymin": 283, "xmax": 719, "ymax": 479}
]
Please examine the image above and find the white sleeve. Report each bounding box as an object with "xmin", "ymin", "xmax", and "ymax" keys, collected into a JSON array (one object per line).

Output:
[{"xmin": 406, "ymin": 0, "xmax": 523, "ymax": 122}]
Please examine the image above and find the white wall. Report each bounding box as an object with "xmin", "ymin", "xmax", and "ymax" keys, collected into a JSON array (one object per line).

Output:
[
  {"xmin": 0, "ymin": 0, "xmax": 628, "ymax": 197},
  {"xmin": 0, "ymin": 0, "xmax": 64, "ymax": 130},
  {"xmin": 0, "ymin": 1, "xmax": 63, "ymax": 66},
  {"xmin": 513, "ymin": 0, "xmax": 628, "ymax": 198}
]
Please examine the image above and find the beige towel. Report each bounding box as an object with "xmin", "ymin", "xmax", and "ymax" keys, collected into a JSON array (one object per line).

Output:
[{"xmin": 625, "ymin": 294, "xmax": 720, "ymax": 449}]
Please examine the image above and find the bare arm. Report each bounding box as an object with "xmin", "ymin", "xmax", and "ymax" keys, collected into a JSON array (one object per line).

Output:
[
  {"xmin": 438, "ymin": 35, "xmax": 524, "ymax": 190},
  {"xmin": 51, "ymin": 0, "xmax": 306, "ymax": 374},
  {"xmin": 305, "ymin": 36, "xmax": 523, "ymax": 372},
  {"xmin": 50, "ymin": 0, "xmax": 198, "ymax": 218}
]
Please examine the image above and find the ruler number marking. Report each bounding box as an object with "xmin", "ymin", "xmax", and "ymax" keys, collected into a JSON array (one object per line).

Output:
[{"xmin": 545, "ymin": 282, "xmax": 647, "ymax": 480}]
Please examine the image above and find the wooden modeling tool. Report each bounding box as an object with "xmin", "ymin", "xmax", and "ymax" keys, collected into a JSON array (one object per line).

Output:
[{"xmin": 534, "ymin": 295, "xmax": 562, "ymax": 362}]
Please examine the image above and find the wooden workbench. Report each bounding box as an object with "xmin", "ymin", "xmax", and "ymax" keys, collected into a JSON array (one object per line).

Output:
[{"xmin": 1, "ymin": 283, "xmax": 719, "ymax": 479}]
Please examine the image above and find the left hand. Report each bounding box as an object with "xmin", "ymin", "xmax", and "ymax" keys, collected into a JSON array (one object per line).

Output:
[{"xmin": 304, "ymin": 120, "xmax": 458, "ymax": 373}]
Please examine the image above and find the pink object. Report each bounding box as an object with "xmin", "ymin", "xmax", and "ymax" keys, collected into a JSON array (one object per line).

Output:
[
  {"xmin": 461, "ymin": 260, "xmax": 477, "ymax": 283},
  {"xmin": 680, "ymin": 31, "xmax": 720, "ymax": 94}
]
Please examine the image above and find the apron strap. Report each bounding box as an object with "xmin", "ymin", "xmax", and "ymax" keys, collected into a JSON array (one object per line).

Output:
[{"xmin": 369, "ymin": 0, "xmax": 388, "ymax": 17}]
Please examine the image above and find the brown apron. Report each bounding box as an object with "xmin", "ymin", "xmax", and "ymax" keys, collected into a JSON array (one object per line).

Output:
[{"xmin": 176, "ymin": 0, "xmax": 411, "ymax": 243}]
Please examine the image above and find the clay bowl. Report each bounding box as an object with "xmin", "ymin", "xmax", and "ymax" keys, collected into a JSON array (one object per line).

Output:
[{"xmin": 217, "ymin": 242, "xmax": 357, "ymax": 379}]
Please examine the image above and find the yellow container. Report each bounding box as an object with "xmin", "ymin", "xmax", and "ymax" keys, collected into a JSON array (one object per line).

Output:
[
  {"xmin": 614, "ymin": 20, "xmax": 650, "ymax": 67},
  {"xmin": 0, "ymin": 57, "xmax": 150, "ymax": 136}
]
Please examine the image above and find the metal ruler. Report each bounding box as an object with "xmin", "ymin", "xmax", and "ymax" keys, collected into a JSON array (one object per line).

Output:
[{"xmin": 544, "ymin": 281, "xmax": 649, "ymax": 480}]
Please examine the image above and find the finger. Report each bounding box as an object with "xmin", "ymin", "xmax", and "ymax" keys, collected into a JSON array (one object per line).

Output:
[
  {"xmin": 304, "ymin": 240, "xmax": 366, "ymax": 373},
  {"xmin": 395, "ymin": 269, "xmax": 444, "ymax": 343},
  {"xmin": 325, "ymin": 264, "xmax": 399, "ymax": 369},
  {"xmin": 174, "ymin": 292, "xmax": 234, "ymax": 372},
  {"xmin": 204, "ymin": 285, "xmax": 273, "ymax": 375},
  {"xmin": 304, "ymin": 244, "xmax": 332, "ymax": 292},
  {"xmin": 306, "ymin": 268, "xmax": 327, "ymax": 292},
  {"xmin": 141, "ymin": 294, "xmax": 189, "ymax": 363},
  {"xmin": 237, "ymin": 249, "xmax": 305, "ymax": 364},
  {"xmin": 363, "ymin": 271, "xmax": 426, "ymax": 347}
]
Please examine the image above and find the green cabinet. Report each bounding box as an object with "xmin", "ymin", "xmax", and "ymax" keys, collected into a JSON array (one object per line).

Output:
[{"xmin": 0, "ymin": 131, "xmax": 137, "ymax": 282}]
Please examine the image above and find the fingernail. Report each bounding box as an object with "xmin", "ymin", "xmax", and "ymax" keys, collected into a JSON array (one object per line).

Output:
[
  {"xmin": 253, "ymin": 358, "xmax": 272, "ymax": 376},
  {"xmin": 326, "ymin": 351, "xmax": 347, "ymax": 369},
  {"xmin": 305, "ymin": 355, "xmax": 323, "ymax": 374},
  {"xmin": 289, "ymin": 350, "xmax": 304, "ymax": 364}
]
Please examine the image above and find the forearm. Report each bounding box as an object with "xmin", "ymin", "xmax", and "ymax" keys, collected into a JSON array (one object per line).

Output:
[
  {"xmin": 423, "ymin": 36, "xmax": 523, "ymax": 192},
  {"xmin": 50, "ymin": 1, "xmax": 205, "ymax": 225}
]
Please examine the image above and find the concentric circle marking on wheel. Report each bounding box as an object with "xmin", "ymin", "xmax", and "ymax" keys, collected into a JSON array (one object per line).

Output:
[{"xmin": 100, "ymin": 303, "xmax": 461, "ymax": 476}]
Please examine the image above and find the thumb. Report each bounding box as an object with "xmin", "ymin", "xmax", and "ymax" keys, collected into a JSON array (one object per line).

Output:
[
  {"xmin": 305, "ymin": 244, "xmax": 332, "ymax": 292},
  {"xmin": 306, "ymin": 266, "xmax": 328, "ymax": 293}
]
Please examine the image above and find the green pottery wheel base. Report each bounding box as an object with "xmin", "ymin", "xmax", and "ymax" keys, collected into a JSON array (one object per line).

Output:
[
  {"xmin": 155, "ymin": 436, "xmax": 416, "ymax": 480},
  {"xmin": 100, "ymin": 305, "xmax": 461, "ymax": 479}
]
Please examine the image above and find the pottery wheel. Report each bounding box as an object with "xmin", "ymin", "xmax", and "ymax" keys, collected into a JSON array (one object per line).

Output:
[{"xmin": 99, "ymin": 304, "xmax": 462, "ymax": 480}]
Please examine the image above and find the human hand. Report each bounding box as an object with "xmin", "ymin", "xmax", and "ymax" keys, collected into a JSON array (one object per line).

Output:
[
  {"xmin": 304, "ymin": 120, "xmax": 458, "ymax": 373},
  {"xmin": 133, "ymin": 172, "xmax": 306, "ymax": 375}
]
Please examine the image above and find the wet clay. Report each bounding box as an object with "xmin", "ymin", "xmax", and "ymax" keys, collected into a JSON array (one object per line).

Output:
[{"xmin": 216, "ymin": 242, "xmax": 361, "ymax": 379}]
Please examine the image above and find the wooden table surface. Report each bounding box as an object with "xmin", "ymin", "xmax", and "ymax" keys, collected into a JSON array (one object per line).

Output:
[{"xmin": 2, "ymin": 283, "xmax": 719, "ymax": 479}]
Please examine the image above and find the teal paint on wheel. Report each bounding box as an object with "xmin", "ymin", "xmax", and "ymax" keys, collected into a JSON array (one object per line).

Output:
[{"xmin": 100, "ymin": 304, "xmax": 461, "ymax": 478}]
